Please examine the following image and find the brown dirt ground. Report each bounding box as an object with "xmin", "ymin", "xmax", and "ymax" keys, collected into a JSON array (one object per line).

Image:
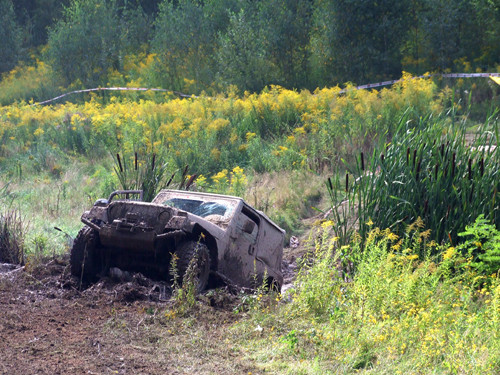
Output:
[{"xmin": 0, "ymin": 256, "xmax": 280, "ymax": 375}]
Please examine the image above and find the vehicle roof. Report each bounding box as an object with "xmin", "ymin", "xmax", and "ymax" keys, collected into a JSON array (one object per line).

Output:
[{"xmin": 155, "ymin": 189, "xmax": 285, "ymax": 235}]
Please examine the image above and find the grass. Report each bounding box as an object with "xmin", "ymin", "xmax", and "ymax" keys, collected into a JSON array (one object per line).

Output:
[
  {"xmin": 0, "ymin": 209, "xmax": 26, "ymax": 264},
  {"xmin": 328, "ymin": 108, "xmax": 499, "ymax": 246},
  {"xmin": 232, "ymin": 225, "xmax": 500, "ymax": 374}
]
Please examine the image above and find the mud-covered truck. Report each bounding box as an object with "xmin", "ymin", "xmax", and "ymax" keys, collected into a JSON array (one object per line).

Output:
[{"xmin": 70, "ymin": 189, "xmax": 285, "ymax": 291}]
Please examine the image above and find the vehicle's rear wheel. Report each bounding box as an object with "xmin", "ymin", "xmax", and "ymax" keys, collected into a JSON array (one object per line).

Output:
[
  {"xmin": 70, "ymin": 226, "xmax": 101, "ymax": 283},
  {"xmin": 174, "ymin": 241, "xmax": 210, "ymax": 293}
]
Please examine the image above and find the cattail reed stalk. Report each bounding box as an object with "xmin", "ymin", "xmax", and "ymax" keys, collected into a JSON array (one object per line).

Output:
[
  {"xmin": 468, "ymin": 159, "xmax": 472, "ymax": 180},
  {"xmin": 185, "ymin": 174, "xmax": 197, "ymax": 190},
  {"xmin": 166, "ymin": 172, "xmax": 176, "ymax": 187},
  {"xmin": 413, "ymin": 149, "xmax": 417, "ymax": 168},
  {"xmin": 451, "ymin": 153, "xmax": 456, "ymax": 178},
  {"xmin": 328, "ymin": 177, "xmax": 333, "ymax": 192},
  {"xmin": 380, "ymin": 154, "xmax": 384, "ymax": 163},
  {"xmin": 416, "ymin": 160, "xmax": 421, "ymax": 181},
  {"xmin": 117, "ymin": 153, "xmax": 123, "ymax": 172},
  {"xmin": 151, "ymin": 154, "xmax": 156, "ymax": 171},
  {"xmin": 135, "ymin": 152, "xmax": 138, "ymax": 171},
  {"xmin": 345, "ymin": 173, "xmax": 349, "ymax": 193},
  {"xmin": 360, "ymin": 152, "xmax": 365, "ymax": 171}
]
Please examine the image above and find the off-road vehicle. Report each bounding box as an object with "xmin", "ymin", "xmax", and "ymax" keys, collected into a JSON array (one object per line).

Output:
[{"xmin": 71, "ymin": 189, "xmax": 285, "ymax": 291}]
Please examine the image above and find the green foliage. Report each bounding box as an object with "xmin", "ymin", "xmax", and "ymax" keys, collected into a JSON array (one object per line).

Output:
[
  {"xmin": 241, "ymin": 226, "xmax": 500, "ymax": 373},
  {"xmin": 2, "ymin": 0, "xmax": 500, "ymax": 94},
  {"xmin": 310, "ymin": 0, "xmax": 410, "ymax": 84},
  {"xmin": 152, "ymin": 0, "xmax": 219, "ymax": 92},
  {"xmin": 0, "ymin": 0, "xmax": 23, "ymax": 73},
  {"xmin": 216, "ymin": 9, "xmax": 275, "ymax": 93},
  {"xmin": 329, "ymin": 108, "xmax": 499, "ymax": 246},
  {"xmin": 46, "ymin": 0, "xmax": 122, "ymax": 86},
  {"xmin": 457, "ymin": 215, "xmax": 500, "ymax": 276},
  {"xmin": 113, "ymin": 151, "xmax": 172, "ymax": 202}
]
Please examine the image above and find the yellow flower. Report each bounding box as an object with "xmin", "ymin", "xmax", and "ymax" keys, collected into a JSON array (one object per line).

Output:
[
  {"xmin": 210, "ymin": 148, "xmax": 221, "ymax": 160},
  {"xmin": 321, "ymin": 220, "xmax": 334, "ymax": 229},
  {"xmin": 442, "ymin": 247, "xmax": 455, "ymax": 260},
  {"xmin": 245, "ymin": 132, "xmax": 256, "ymax": 141},
  {"xmin": 34, "ymin": 128, "xmax": 44, "ymax": 137}
]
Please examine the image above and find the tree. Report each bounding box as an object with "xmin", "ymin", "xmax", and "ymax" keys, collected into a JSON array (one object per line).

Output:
[
  {"xmin": 46, "ymin": 0, "xmax": 121, "ymax": 86},
  {"xmin": 152, "ymin": 0, "xmax": 219, "ymax": 92},
  {"xmin": 12, "ymin": 0, "xmax": 70, "ymax": 47},
  {"xmin": 0, "ymin": 0, "xmax": 22, "ymax": 73},
  {"xmin": 216, "ymin": 9, "xmax": 278, "ymax": 92},
  {"xmin": 310, "ymin": 0, "xmax": 411, "ymax": 85},
  {"xmin": 257, "ymin": 0, "xmax": 314, "ymax": 89}
]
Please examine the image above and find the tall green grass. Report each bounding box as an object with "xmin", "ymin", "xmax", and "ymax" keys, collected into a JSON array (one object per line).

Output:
[{"xmin": 328, "ymin": 108, "xmax": 499, "ymax": 247}]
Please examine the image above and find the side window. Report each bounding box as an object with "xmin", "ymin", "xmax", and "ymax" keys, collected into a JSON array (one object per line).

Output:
[{"xmin": 239, "ymin": 207, "xmax": 260, "ymax": 244}]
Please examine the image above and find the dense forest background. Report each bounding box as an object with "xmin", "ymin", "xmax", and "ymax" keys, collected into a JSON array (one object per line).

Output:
[{"xmin": 1, "ymin": 0, "xmax": 500, "ymax": 100}]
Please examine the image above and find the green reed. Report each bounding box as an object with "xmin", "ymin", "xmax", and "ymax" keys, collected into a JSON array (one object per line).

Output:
[{"xmin": 329, "ymin": 108, "xmax": 499, "ymax": 248}]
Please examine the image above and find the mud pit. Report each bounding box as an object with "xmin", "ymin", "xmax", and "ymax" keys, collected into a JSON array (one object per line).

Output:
[{"xmin": 0, "ymin": 257, "xmax": 259, "ymax": 374}]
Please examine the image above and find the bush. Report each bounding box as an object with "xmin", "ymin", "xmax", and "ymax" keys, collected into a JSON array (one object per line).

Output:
[{"xmin": 0, "ymin": 210, "xmax": 26, "ymax": 264}]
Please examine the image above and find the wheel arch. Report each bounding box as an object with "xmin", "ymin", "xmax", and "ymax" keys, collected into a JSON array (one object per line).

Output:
[{"xmin": 191, "ymin": 223, "xmax": 218, "ymax": 271}]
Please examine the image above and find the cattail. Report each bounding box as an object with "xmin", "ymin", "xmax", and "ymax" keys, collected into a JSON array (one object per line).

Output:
[
  {"xmin": 151, "ymin": 154, "xmax": 156, "ymax": 171},
  {"xmin": 413, "ymin": 149, "xmax": 417, "ymax": 168},
  {"xmin": 117, "ymin": 153, "xmax": 123, "ymax": 172},
  {"xmin": 185, "ymin": 174, "xmax": 197, "ymax": 190},
  {"xmin": 328, "ymin": 177, "xmax": 334, "ymax": 192},
  {"xmin": 182, "ymin": 165, "xmax": 189, "ymax": 178},
  {"xmin": 166, "ymin": 172, "xmax": 176, "ymax": 187},
  {"xmin": 416, "ymin": 160, "xmax": 421, "ymax": 181},
  {"xmin": 360, "ymin": 152, "xmax": 365, "ymax": 171},
  {"xmin": 468, "ymin": 158, "xmax": 472, "ymax": 180},
  {"xmin": 435, "ymin": 163, "xmax": 439, "ymax": 179},
  {"xmin": 380, "ymin": 154, "xmax": 385, "ymax": 163},
  {"xmin": 451, "ymin": 153, "xmax": 456, "ymax": 178},
  {"xmin": 345, "ymin": 173, "xmax": 349, "ymax": 192},
  {"xmin": 135, "ymin": 152, "xmax": 138, "ymax": 171}
]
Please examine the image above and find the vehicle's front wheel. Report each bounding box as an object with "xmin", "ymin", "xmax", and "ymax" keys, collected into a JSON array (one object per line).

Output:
[
  {"xmin": 70, "ymin": 226, "xmax": 101, "ymax": 283},
  {"xmin": 174, "ymin": 241, "xmax": 211, "ymax": 293}
]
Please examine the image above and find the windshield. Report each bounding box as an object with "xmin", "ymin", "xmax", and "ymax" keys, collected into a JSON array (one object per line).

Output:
[
  {"xmin": 162, "ymin": 198, "xmax": 229, "ymax": 218},
  {"xmin": 153, "ymin": 191, "xmax": 239, "ymax": 225}
]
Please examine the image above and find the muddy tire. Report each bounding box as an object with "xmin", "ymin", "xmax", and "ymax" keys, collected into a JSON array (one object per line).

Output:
[
  {"xmin": 70, "ymin": 226, "xmax": 101, "ymax": 282},
  {"xmin": 174, "ymin": 241, "xmax": 210, "ymax": 292}
]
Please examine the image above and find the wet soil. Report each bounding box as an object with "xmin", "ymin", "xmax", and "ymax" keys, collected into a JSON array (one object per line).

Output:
[
  {"xmin": 0, "ymin": 254, "xmax": 298, "ymax": 374},
  {"xmin": 0, "ymin": 256, "xmax": 247, "ymax": 374}
]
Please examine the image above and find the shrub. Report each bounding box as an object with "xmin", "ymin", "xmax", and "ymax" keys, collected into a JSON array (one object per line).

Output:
[
  {"xmin": 0, "ymin": 210, "xmax": 26, "ymax": 265},
  {"xmin": 457, "ymin": 214, "xmax": 500, "ymax": 276}
]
